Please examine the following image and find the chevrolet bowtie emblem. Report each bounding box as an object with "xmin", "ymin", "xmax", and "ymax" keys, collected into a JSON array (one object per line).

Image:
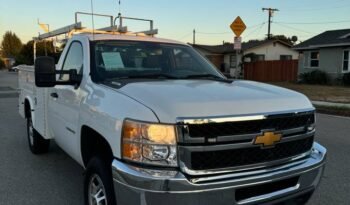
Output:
[{"xmin": 254, "ymin": 131, "xmax": 282, "ymax": 148}]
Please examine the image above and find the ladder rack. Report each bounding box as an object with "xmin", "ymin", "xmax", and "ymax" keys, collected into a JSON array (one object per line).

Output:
[
  {"xmin": 33, "ymin": 12, "xmax": 158, "ymax": 61},
  {"xmin": 34, "ymin": 12, "xmax": 158, "ymax": 41}
]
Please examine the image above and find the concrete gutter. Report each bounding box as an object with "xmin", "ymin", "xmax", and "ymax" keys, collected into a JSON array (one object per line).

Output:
[{"xmin": 312, "ymin": 101, "xmax": 350, "ymax": 109}]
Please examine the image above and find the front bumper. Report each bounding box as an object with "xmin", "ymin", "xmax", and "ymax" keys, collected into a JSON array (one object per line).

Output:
[{"xmin": 112, "ymin": 142, "xmax": 326, "ymax": 205}]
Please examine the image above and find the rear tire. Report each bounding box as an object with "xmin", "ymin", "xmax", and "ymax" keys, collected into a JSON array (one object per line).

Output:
[
  {"xmin": 27, "ymin": 116, "xmax": 50, "ymax": 154},
  {"xmin": 84, "ymin": 157, "xmax": 117, "ymax": 205}
]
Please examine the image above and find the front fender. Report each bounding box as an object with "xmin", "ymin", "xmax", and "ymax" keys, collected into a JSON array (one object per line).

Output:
[{"xmin": 77, "ymin": 82, "xmax": 159, "ymax": 165}]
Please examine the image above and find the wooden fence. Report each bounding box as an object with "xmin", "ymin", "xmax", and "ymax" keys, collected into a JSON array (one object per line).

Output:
[{"xmin": 244, "ymin": 60, "xmax": 298, "ymax": 82}]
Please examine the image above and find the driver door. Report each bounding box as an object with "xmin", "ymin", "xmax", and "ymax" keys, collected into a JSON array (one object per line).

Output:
[{"xmin": 48, "ymin": 41, "xmax": 84, "ymax": 157}]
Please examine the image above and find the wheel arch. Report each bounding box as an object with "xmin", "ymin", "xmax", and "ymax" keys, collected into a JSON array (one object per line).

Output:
[
  {"xmin": 24, "ymin": 97, "xmax": 34, "ymax": 121},
  {"xmin": 80, "ymin": 125, "xmax": 114, "ymax": 168}
]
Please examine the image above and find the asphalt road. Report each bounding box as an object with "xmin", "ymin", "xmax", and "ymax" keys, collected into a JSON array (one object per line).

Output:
[{"xmin": 0, "ymin": 70, "xmax": 349, "ymax": 205}]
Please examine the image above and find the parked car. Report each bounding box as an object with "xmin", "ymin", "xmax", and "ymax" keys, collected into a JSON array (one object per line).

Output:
[
  {"xmin": 18, "ymin": 33, "xmax": 326, "ymax": 205},
  {"xmin": 8, "ymin": 66, "xmax": 19, "ymax": 72}
]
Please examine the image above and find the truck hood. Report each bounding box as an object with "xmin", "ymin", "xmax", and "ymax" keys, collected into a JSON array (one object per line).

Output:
[{"xmin": 117, "ymin": 80, "xmax": 313, "ymax": 123}]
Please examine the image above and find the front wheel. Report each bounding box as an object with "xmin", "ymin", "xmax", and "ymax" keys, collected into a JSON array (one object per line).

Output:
[
  {"xmin": 84, "ymin": 157, "xmax": 117, "ymax": 205},
  {"xmin": 27, "ymin": 117, "xmax": 50, "ymax": 154}
]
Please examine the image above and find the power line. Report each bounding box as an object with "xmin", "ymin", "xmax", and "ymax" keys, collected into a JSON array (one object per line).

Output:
[
  {"xmin": 176, "ymin": 32, "xmax": 192, "ymax": 41},
  {"xmin": 195, "ymin": 22, "xmax": 267, "ymax": 35},
  {"xmin": 196, "ymin": 31, "xmax": 231, "ymax": 35},
  {"xmin": 274, "ymin": 20, "xmax": 350, "ymax": 25},
  {"xmin": 274, "ymin": 22, "xmax": 316, "ymax": 35},
  {"xmin": 245, "ymin": 22, "xmax": 266, "ymax": 38},
  {"xmin": 283, "ymin": 2, "xmax": 350, "ymax": 12}
]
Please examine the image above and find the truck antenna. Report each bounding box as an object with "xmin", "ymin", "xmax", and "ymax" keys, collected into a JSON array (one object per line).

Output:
[
  {"xmin": 118, "ymin": 0, "xmax": 121, "ymax": 15},
  {"xmin": 90, "ymin": 0, "xmax": 95, "ymax": 39}
]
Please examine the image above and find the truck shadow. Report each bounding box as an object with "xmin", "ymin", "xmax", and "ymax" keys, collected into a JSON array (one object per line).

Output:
[{"xmin": 0, "ymin": 97, "xmax": 84, "ymax": 205}]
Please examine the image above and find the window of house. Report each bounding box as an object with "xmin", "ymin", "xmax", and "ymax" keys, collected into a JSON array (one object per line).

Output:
[
  {"xmin": 230, "ymin": 54, "xmax": 237, "ymax": 67},
  {"xmin": 343, "ymin": 50, "xmax": 349, "ymax": 73},
  {"xmin": 310, "ymin": 51, "xmax": 319, "ymax": 68},
  {"xmin": 280, "ymin": 55, "xmax": 292, "ymax": 60},
  {"xmin": 255, "ymin": 55, "xmax": 265, "ymax": 61}
]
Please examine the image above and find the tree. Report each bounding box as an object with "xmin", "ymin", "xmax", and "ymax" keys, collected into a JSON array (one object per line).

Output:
[
  {"xmin": 15, "ymin": 40, "xmax": 61, "ymax": 65},
  {"xmin": 267, "ymin": 35, "xmax": 297, "ymax": 45},
  {"xmin": 0, "ymin": 58, "xmax": 5, "ymax": 69},
  {"xmin": 1, "ymin": 31, "xmax": 23, "ymax": 58}
]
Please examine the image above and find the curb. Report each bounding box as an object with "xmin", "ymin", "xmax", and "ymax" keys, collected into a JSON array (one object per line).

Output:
[{"xmin": 312, "ymin": 101, "xmax": 350, "ymax": 109}]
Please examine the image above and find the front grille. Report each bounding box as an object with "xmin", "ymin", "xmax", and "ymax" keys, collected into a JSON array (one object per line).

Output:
[
  {"xmin": 189, "ymin": 136, "xmax": 314, "ymax": 170},
  {"xmin": 187, "ymin": 113, "xmax": 314, "ymax": 138}
]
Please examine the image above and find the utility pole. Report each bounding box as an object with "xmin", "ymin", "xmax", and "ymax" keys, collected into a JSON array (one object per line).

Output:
[
  {"xmin": 193, "ymin": 29, "xmax": 196, "ymax": 45},
  {"xmin": 262, "ymin": 8, "xmax": 279, "ymax": 39}
]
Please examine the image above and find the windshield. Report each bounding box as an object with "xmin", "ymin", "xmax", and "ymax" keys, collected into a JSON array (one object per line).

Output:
[{"xmin": 90, "ymin": 40, "xmax": 226, "ymax": 82}]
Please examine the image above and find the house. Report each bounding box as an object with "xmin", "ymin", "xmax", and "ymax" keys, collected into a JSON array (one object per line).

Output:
[
  {"xmin": 192, "ymin": 39, "xmax": 298, "ymax": 77},
  {"xmin": 294, "ymin": 29, "xmax": 350, "ymax": 80}
]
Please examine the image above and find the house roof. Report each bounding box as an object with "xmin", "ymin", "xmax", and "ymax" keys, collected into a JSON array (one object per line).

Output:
[
  {"xmin": 191, "ymin": 40, "xmax": 292, "ymax": 54},
  {"xmin": 294, "ymin": 29, "xmax": 350, "ymax": 50}
]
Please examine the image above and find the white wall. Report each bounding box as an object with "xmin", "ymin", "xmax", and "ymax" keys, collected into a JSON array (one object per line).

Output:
[
  {"xmin": 194, "ymin": 47, "xmax": 213, "ymax": 56},
  {"xmin": 245, "ymin": 43, "xmax": 299, "ymax": 60}
]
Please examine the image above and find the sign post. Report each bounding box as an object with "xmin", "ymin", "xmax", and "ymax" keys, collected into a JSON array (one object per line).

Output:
[{"xmin": 230, "ymin": 16, "xmax": 246, "ymax": 78}]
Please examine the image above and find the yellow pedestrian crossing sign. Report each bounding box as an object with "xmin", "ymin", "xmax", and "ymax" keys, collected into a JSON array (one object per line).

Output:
[{"xmin": 230, "ymin": 16, "xmax": 246, "ymax": 37}]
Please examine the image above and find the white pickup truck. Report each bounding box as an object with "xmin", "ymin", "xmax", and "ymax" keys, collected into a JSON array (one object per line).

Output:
[{"xmin": 19, "ymin": 33, "xmax": 326, "ymax": 205}]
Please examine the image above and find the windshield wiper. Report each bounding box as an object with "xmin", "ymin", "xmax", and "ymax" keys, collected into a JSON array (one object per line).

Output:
[
  {"xmin": 128, "ymin": 73, "xmax": 179, "ymax": 79},
  {"xmin": 106, "ymin": 73, "xmax": 179, "ymax": 80},
  {"xmin": 184, "ymin": 74, "xmax": 232, "ymax": 83}
]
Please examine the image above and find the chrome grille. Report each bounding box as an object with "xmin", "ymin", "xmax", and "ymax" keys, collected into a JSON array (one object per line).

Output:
[{"xmin": 177, "ymin": 110, "xmax": 315, "ymax": 174}]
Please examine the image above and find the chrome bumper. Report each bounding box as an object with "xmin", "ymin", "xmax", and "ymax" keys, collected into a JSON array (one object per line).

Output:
[{"xmin": 112, "ymin": 142, "xmax": 326, "ymax": 205}]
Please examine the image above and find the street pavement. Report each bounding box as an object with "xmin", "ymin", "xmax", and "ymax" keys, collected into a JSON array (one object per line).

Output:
[{"xmin": 0, "ymin": 70, "xmax": 349, "ymax": 204}]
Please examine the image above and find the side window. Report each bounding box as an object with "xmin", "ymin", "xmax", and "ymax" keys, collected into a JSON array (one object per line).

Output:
[
  {"xmin": 173, "ymin": 48, "xmax": 196, "ymax": 70},
  {"xmin": 60, "ymin": 42, "xmax": 83, "ymax": 80},
  {"xmin": 309, "ymin": 51, "xmax": 319, "ymax": 68},
  {"xmin": 343, "ymin": 50, "xmax": 349, "ymax": 73},
  {"xmin": 255, "ymin": 55, "xmax": 265, "ymax": 61},
  {"xmin": 280, "ymin": 55, "xmax": 292, "ymax": 61}
]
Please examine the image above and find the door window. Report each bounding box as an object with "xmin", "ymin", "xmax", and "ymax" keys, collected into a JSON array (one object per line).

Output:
[{"xmin": 60, "ymin": 42, "xmax": 83, "ymax": 81}]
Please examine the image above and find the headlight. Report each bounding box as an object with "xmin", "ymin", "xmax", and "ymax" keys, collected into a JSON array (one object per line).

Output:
[{"xmin": 121, "ymin": 120, "xmax": 177, "ymax": 167}]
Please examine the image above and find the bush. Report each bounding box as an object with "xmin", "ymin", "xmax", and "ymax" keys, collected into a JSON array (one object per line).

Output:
[
  {"xmin": 299, "ymin": 70, "xmax": 329, "ymax": 85},
  {"xmin": 343, "ymin": 73, "xmax": 350, "ymax": 86}
]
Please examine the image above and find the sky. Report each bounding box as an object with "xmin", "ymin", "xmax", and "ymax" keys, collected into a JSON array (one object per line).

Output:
[{"xmin": 0, "ymin": 0, "xmax": 350, "ymax": 45}]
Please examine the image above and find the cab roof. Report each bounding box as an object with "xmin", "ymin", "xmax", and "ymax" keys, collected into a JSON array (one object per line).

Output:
[{"xmin": 74, "ymin": 34, "xmax": 187, "ymax": 45}]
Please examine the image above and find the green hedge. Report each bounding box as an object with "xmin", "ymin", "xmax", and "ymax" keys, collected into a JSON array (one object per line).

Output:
[{"xmin": 299, "ymin": 70, "xmax": 329, "ymax": 85}]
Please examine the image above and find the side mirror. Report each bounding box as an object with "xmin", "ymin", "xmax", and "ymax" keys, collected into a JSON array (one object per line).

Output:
[
  {"xmin": 35, "ymin": 56, "xmax": 82, "ymax": 88},
  {"xmin": 35, "ymin": 56, "xmax": 56, "ymax": 87}
]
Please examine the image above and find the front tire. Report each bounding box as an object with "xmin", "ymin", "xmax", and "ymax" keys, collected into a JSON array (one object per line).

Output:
[
  {"xmin": 27, "ymin": 117, "xmax": 50, "ymax": 154},
  {"xmin": 84, "ymin": 157, "xmax": 117, "ymax": 205}
]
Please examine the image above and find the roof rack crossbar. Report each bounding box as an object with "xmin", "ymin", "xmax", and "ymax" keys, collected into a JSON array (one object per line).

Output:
[
  {"xmin": 115, "ymin": 15, "xmax": 157, "ymax": 36},
  {"xmin": 35, "ymin": 22, "xmax": 83, "ymax": 40},
  {"xmin": 75, "ymin": 12, "xmax": 114, "ymax": 27}
]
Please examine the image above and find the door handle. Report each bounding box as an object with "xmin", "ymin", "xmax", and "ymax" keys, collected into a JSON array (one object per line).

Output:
[{"xmin": 50, "ymin": 92, "xmax": 59, "ymax": 98}]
